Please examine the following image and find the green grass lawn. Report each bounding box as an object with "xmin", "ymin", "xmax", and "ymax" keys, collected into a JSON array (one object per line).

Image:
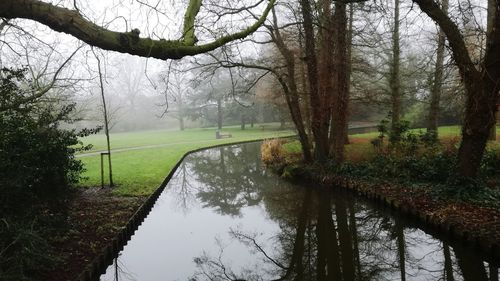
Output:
[
  {"xmin": 281, "ymin": 125, "xmax": 500, "ymax": 164},
  {"xmin": 79, "ymin": 124, "xmax": 295, "ymax": 196},
  {"xmin": 348, "ymin": 125, "xmax": 469, "ymax": 139},
  {"xmin": 350, "ymin": 125, "xmax": 499, "ymax": 163},
  {"xmin": 79, "ymin": 125, "xmax": 499, "ymax": 196},
  {"xmin": 80, "ymin": 123, "xmax": 290, "ymax": 152}
]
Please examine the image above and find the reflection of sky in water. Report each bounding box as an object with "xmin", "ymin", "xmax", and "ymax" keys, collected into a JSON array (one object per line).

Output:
[
  {"xmin": 101, "ymin": 146, "xmax": 281, "ymax": 281},
  {"xmin": 100, "ymin": 143, "xmax": 498, "ymax": 281},
  {"xmin": 101, "ymin": 192, "xmax": 279, "ymax": 280}
]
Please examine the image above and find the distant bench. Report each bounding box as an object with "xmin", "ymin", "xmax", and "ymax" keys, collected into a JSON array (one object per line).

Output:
[
  {"xmin": 216, "ymin": 130, "xmax": 232, "ymax": 139},
  {"xmin": 259, "ymin": 125, "xmax": 269, "ymax": 130}
]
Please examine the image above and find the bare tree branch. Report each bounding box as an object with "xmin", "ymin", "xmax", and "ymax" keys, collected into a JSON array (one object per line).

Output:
[{"xmin": 0, "ymin": 0, "xmax": 277, "ymax": 60}]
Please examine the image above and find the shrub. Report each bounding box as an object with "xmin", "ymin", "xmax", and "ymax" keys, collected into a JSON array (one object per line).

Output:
[
  {"xmin": 261, "ymin": 139, "xmax": 285, "ymax": 165},
  {"xmin": 0, "ymin": 68, "xmax": 99, "ymax": 280},
  {"xmin": 0, "ymin": 219, "xmax": 56, "ymax": 281},
  {"xmin": 0, "ymin": 68, "xmax": 96, "ymax": 213},
  {"xmin": 357, "ymin": 118, "xmax": 499, "ymax": 191},
  {"xmin": 480, "ymin": 149, "xmax": 500, "ymax": 178}
]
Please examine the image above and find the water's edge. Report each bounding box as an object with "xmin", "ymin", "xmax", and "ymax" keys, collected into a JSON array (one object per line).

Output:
[
  {"xmin": 294, "ymin": 173, "xmax": 500, "ymax": 264},
  {"xmin": 77, "ymin": 137, "xmax": 295, "ymax": 281},
  {"xmin": 78, "ymin": 136, "xmax": 499, "ymax": 281}
]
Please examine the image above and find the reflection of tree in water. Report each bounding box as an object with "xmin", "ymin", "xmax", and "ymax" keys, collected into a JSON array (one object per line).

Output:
[
  {"xmin": 167, "ymin": 160, "xmax": 198, "ymax": 213},
  {"xmin": 191, "ymin": 234, "xmax": 268, "ymax": 281},
  {"xmin": 187, "ymin": 144, "xmax": 275, "ymax": 216},
  {"xmin": 189, "ymin": 172, "xmax": 498, "ymax": 281},
  {"xmin": 101, "ymin": 256, "xmax": 138, "ymax": 281},
  {"xmin": 104, "ymin": 143, "xmax": 499, "ymax": 280}
]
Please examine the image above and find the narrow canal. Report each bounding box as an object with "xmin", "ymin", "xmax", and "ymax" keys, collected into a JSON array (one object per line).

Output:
[{"xmin": 100, "ymin": 142, "xmax": 499, "ymax": 281}]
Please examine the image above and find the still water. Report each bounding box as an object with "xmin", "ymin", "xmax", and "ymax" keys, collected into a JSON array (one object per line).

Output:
[{"xmin": 100, "ymin": 142, "xmax": 498, "ymax": 281}]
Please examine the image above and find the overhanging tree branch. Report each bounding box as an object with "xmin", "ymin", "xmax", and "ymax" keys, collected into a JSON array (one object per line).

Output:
[
  {"xmin": 411, "ymin": 0, "xmax": 479, "ymax": 81},
  {"xmin": 0, "ymin": 0, "xmax": 276, "ymax": 60}
]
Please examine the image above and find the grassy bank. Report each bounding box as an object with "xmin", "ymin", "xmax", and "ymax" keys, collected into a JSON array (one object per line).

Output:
[
  {"xmin": 347, "ymin": 125, "xmax": 499, "ymax": 163},
  {"xmin": 77, "ymin": 124, "xmax": 499, "ymax": 202},
  {"xmin": 269, "ymin": 125, "xmax": 500, "ymax": 206},
  {"xmin": 79, "ymin": 124, "xmax": 295, "ymax": 196},
  {"xmin": 262, "ymin": 126, "xmax": 500, "ymax": 259}
]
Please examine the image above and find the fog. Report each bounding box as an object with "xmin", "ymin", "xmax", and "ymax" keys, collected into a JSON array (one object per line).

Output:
[{"xmin": 0, "ymin": 0, "xmax": 489, "ymax": 135}]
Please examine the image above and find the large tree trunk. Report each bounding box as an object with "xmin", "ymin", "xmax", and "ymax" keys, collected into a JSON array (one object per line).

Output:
[
  {"xmin": 390, "ymin": 0, "xmax": 402, "ymax": 141},
  {"xmin": 427, "ymin": 0, "xmax": 449, "ymax": 133},
  {"xmin": 330, "ymin": 2, "xmax": 349, "ymax": 163},
  {"xmin": 300, "ymin": 0, "xmax": 330, "ymax": 162},
  {"xmin": 413, "ymin": 0, "xmax": 500, "ymax": 178},
  {"xmin": 458, "ymin": 1, "xmax": 500, "ymax": 177},
  {"xmin": 458, "ymin": 84, "xmax": 498, "ymax": 177}
]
